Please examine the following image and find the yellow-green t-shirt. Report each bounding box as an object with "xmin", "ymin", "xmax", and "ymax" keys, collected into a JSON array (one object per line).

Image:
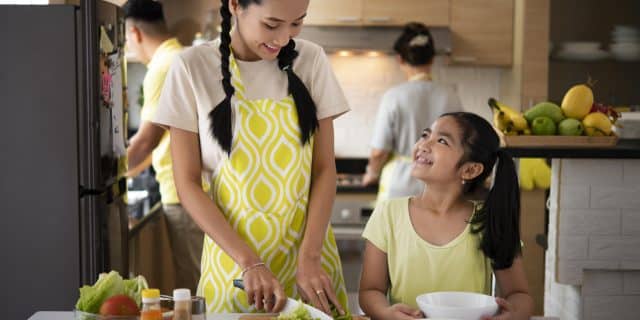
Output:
[
  {"xmin": 362, "ymin": 197, "xmax": 492, "ymax": 309},
  {"xmin": 140, "ymin": 38, "xmax": 183, "ymax": 204}
]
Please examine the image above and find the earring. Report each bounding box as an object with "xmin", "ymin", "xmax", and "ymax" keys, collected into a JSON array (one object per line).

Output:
[{"xmin": 461, "ymin": 179, "xmax": 466, "ymax": 185}]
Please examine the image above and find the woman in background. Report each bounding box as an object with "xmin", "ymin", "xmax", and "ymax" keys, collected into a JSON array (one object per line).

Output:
[{"xmin": 362, "ymin": 23, "xmax": 462, "ymax": 200}]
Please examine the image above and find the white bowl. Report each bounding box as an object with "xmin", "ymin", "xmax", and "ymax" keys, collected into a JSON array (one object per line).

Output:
[
  {"xmin": 416, "ymin": 292, "xmax": 498, "ymax": 320},
  {"xmin": 610, "ymin": 43, "xmax": 640, "ymax": 50},
  {"xmin": 561, "ymin": 41, "xmax": 601, "ymax": 52},
  {"xmin": 611, "ymin": 50, "xmax": 640, "ymax": 61},
  {"xmin": 613, "ymin": 25, "xmax": 639, "ymax": 33}
]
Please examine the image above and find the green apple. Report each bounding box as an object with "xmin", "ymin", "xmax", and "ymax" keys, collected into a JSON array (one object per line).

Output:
[
  {"xmin": 531, "ymin": 116, "xmax": 557, "ymax": 135},
  {"xmin": 558, "ymin": 118, "xmax": 584, "ymax": 136}
]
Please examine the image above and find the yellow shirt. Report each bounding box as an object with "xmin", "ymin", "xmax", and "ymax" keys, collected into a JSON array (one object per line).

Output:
[
  {"xmin": 362, "ymin": 197, "xmax": 492, "ymax": 309},
  {"xmin": 141, "ymin": 38, "xmax": 183, "ymax": 204}
]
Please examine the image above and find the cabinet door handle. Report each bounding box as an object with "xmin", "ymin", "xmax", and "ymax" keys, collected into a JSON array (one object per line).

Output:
[
  {"xmin": 336, "ymin": 16, "xmax": 360, "ymax": 23},
  {"xmin": 367, "ymin": 16, "xmax": 392, "ymax": 23},
  {"xmin": 451, "ymin": 56, "xmax": 478, "ymax": 63}
]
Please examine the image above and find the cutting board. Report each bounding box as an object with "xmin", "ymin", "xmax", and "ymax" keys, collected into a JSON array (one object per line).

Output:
[
  {"xmin": 238, "ymin": 315, "xmax": 370, "ymax": 320},
  {"xmin": 503, "ymin": 135, "xmax": 618, "ymax": 148}
]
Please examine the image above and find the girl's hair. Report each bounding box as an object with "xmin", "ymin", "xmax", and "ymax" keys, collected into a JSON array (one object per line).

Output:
[
  {"xmin": 209, "ymin": 0, "xmax": 318, "ymax": 153},
  {"xmin": 393, "ymin": 22, "xmax": 435, "ymax": 66},
  {"xmin": 440, "ymin": 112, "xmax": 521, "ymax": 270}
]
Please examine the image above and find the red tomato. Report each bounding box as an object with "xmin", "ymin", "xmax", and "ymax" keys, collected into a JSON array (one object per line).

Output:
[{"xmin": 99, "ymin": 294, "xmax": 140, "ymax": 316}]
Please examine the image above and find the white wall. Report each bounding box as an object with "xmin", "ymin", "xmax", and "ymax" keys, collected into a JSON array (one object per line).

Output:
[{"xmin": 330, "ymin": 54, "xmax": 504, "ymax": 158}]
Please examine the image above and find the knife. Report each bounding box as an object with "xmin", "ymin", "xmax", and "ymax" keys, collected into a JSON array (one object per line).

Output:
[{"xmin": 233, "ymin": 279, "xmax": 333, "ymax": 320}]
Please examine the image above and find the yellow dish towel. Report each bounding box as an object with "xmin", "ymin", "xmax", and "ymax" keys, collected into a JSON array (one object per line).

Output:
[{"xmin": 519, "ymin": 158, "xmax": 551, "ymax": 190}]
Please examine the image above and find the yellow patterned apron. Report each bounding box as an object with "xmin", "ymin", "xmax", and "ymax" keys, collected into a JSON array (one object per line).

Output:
[{"xmin": 197, "ymin": 55, "xmax": 349, "ymax": 313}]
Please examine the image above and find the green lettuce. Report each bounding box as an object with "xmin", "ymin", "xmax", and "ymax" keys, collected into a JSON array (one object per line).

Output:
[
  {"xmin": 75, "ymin": 271, "xmax": 149, "ymax": 314},
  {"xmin": 277, "ymin": 301, "xmax": 317, "ymax": 320},
  {"xmin": 123, "ymin": 275, "xmax": 149, "ymax": 306},
  {"xmin": 75, "ymin": 271, "xmax": 125, "ymax": 313}
]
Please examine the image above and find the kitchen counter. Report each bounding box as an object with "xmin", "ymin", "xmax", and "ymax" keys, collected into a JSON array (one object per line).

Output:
[
  {"xmin": 29, "ymin": 312, "xmax": 559, "ymax": 320},
  {"xmin": 503, "ymin": 139, "xmax": 640, "ymax": 159}
]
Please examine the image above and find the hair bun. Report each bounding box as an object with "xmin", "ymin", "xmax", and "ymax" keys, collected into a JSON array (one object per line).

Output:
[
  {"xmin": 409, "ymin": 34, "xmax": 430, "ymax": 47},
  {"xmin": 403, "ymin": 22, "xmax": 430, "ymax": 38}
]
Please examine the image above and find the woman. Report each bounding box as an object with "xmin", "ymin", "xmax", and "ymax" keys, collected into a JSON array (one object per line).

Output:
[
  {"xmin": 362, "ymin": 23, "xmax": 463, "ymax": 200},
  {"xmin": 154, "ymin": 0, "xmax": 349, "ymax": 315}
]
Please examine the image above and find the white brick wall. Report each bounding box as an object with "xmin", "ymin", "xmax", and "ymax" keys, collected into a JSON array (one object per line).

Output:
[{"xmin": 545, "ymin": 159, "xmax": 640, "ymax": 320}]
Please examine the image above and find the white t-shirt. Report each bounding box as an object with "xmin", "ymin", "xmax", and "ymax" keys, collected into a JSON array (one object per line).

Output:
[
  {"xmin": 370, "ymin": 80, "xmax": 462, "ymax": 199},
  {"xmin": 154, "ymin": 38, "xmax": 349, "ymax": 177}
]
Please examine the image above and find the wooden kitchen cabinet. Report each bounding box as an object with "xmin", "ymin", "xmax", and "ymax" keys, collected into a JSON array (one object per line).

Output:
[
  {"xmin": 305, "ymin": 0, "xmax": 364, "ymax": 26},
  {"xmin": 362, "ymin": 0, "xmax": 450, "ymax": 27},
  {"xmin": 305, "ymin": 0, "xmax": 450, "ymax": 27},
  {"xmin": 450, "ymin": 0, "xmax": 514, "ymax": 66}
]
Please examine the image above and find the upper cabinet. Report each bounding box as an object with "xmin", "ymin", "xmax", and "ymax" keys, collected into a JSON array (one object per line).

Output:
[
  {"xmin": 305, "ymin": 0, "xmax": 450, "ymax": 27},
  {"xmin": 305, "ymin": 0, "xmax": 364, "ymax": 26},
  {"xmin": 450, "ymin": 0, "xmax": 514, "ymax": 66},
  {"xmin": 362, "ymin": 0, "xmax": 450, "ymax": 27}
]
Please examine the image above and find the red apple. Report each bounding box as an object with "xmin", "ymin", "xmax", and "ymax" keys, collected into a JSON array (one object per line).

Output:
[{"xmin": 99, "ymin": 294, "xmax": 139, "ymax": 316}]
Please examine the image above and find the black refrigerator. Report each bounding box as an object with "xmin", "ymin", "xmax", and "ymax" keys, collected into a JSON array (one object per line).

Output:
[{"xmin": 0, "ymin": 2, "xmax": 129, "ymax": 318}]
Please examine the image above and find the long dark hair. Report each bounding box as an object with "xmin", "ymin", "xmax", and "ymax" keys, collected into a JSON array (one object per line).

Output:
[
  {"xmin": 393, "ymin": 22, "xmax": 435, "ymax": 66},
  {"xmin": 209, "ymin": 0, "xmax": 319, "ymax": 153},
  {"xmin": 441, "ymin": 112, "xmax": 521, "ymax": 270}
]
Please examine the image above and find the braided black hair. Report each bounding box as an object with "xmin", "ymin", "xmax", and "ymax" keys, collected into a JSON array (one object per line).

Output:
[
  {"xmin": 440, "ymin": 112, "xmax": 521, "ymax": 270},
  {"xmin": 209, "ymin": 0, "xmax": 318, "ymax": 154}
]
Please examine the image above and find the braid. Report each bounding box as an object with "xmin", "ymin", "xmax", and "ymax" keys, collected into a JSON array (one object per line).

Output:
[
  {"xmin": 208, "ymin": 0, "xmax": 234, "ymax": 153},
  {"xmin": 277, "ymin": 39, "xmax": 319, "ymax": 145}
]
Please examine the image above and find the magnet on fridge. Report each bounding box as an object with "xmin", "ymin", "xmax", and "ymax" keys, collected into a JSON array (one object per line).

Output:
[{"xmin": 100, "ymin": 55, "xmax": 112, "ymax": 108}]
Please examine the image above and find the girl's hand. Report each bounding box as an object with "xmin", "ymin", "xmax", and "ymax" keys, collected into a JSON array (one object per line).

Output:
[
  {"xmin": 482, "ymin": 297, "xmax": 514, "ymax": 320},
  {"xmin": 296, "ymin": 258, "xmax": 345, "ymax": 316},
  {"xmin": 384, "ymin": 303, "xmax": 424, "ymax": 320},
  {"xmin": 242, "ymin": 264, "xmax": 286, "ymax": 313}
]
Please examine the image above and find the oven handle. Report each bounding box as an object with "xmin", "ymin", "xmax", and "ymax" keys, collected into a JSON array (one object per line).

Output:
[{"xmin": 332, "ymin": 226, "xmax": 365, "ymax": 240}]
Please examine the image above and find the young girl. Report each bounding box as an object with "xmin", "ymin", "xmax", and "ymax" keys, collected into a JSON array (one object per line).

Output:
[
  {"xmin": 153, "ymin": 0, "xmax": 349, "ymax": 315},
  {"xmin": 359, "ymin": 112, "xmax": 533, "ymax": 320}
]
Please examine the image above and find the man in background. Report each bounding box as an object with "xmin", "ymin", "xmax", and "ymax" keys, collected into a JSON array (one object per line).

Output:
[{"xmin": 124, "ymin": 0, "xmax": 203, "ymax": 293}]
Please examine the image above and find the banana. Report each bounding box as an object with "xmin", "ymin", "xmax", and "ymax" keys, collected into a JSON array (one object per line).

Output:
[
  {"xmin": 488, "ymin": 98, "xmax": 513, "ymax": 132},
  {"xmin": 488, "ymin": 98, "xmax": 529, "ymax": 131},
  {"xmin": 492, "ymin": 109, "xmax": 511, "ymax": 132}
]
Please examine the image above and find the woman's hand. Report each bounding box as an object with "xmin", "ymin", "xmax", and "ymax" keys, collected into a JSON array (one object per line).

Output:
[
  {"xmin": 361, "ymin": 171, "xmax": 379, "ymax": 186},
  {"xmin": 482, "ymin": 297, "xmax": 514, "ymax": 320},
  {"xmin": 296, "ymin": 258, "xmax": 345, "ymax": 316},
  {"xmin": 242, "ymin": 264, "xmax": 286, "ymax": 313},
  {"xmin": 383, "ymin": 303, "xmax": 424, "ymax": 320}
]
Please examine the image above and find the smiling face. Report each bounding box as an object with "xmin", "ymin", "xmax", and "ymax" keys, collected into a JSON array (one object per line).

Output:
[
  {"xmin": 230, "ymin": 0, "xmax": 309, "ymax": 61},
  {"xmin": 411, "ymin": 116, "xmax": 467, "ymax": 184},
  {"xmin": 411, "ymin": 116, "xmax": 486, "ymax": 188}
]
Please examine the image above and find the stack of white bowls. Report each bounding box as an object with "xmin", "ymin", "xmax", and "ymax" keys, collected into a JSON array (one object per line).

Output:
[
  {"xmin": 610, "ymin": 25, "xmax": 640, "ymax": 61},
  {"xmin": 555, "ymin": 41, "xmax": 609, "ymax": 61}
]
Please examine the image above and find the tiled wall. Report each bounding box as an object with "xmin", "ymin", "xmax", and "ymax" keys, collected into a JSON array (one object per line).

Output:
[
  {"xmin": 545, "ymin": 159, "xmax": 640, "ymax": 320},
  {"xmin": 329, "ymin": 54, "xmax": 504, "ymax": 158}
]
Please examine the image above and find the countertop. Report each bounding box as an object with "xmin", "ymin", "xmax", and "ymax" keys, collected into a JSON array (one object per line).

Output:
[
  {"xmin": 503, "ymin": 139, "xmax": 640, "ymax": 159},
  {"xmin": 29, "ymin": 312, "xmax": 559, "ymax": 320}
]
